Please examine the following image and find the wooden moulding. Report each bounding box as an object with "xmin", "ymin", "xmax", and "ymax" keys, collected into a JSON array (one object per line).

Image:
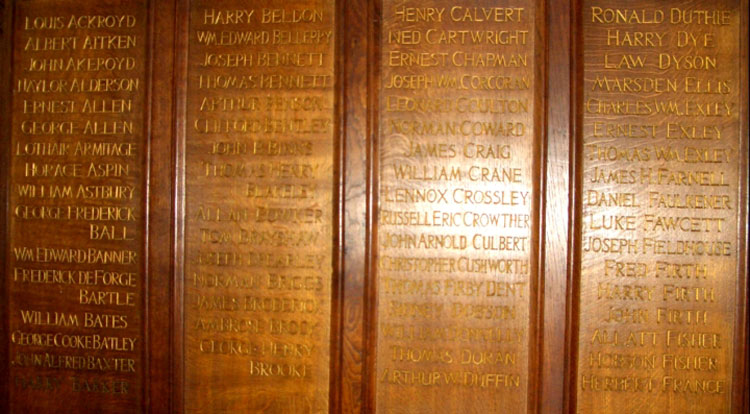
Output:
[
  {"xmin": 0, "ymin": 0, "xmax": 12, "ymax": 408},
  {"xmin": 0, "ymin": 0, "xmax": 11, "ymax": 408}
]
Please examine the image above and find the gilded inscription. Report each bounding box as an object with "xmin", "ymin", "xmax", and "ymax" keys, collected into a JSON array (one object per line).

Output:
[
  {"xmin": 7, "ymin": 1, "xmax": 147, "ymax": 413},
  {"xmin": 376, "ymin": 1, "xmax": 537, "ymax": 413},
  {"xmin": 576, "ymin": 1, "xmax": 741, "ymax": 413},
  {"xmin": 183, "ymin": 1, "xmax": 335, "ymax": 413}
]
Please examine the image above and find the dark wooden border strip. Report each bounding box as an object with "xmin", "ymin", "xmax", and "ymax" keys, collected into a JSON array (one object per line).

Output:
[
  {"xmin": 733, "ymin": 1, "xmax": 749, "ymax": 412},
  {"xmin": 540, "ymin": 0, "xmax": 572, "ymax": 413},
  {"xmin": 0, "ymin": 0, "xmax": 13, "ymax": 409},
  {"xmin": 330, "ymin": 0, "xmax": 345, "ymax": 411},
  {"xmin": 171, "ymin": 0, "xmax": 188, "ymax": 412},
  {"xmin": 339, "ymin": 0, "xmax": 373, "ymax": 411},
  {"xmin": 147, "ymin": 0, "xmax": 177, "ymax": 413},
  {"xmin": 364, "ymin": 0, "xmax": 380, "ymax": 411},
  {"xmin": 565, "ymin": 0, "xmax": 584, "ymax": 412},
  {"xmin": 530, "ymin": 0, "xmax": 548, "ymax": 412}
]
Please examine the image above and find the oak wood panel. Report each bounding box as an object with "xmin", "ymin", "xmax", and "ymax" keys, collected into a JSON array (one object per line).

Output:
[
  {"xmin": 4, "ymin": 1, "xmax": 151, "ymax": 412},
  {"xmin": 179, "ymin": 1, "xmax": 337, "ymax": 413},
  {"xmin": 540, "ymin": 0, "xmax": 573, "ymax": 413},
  {"xmin": 732, "ymin": 2, "xmax": 749, "ymax": 414},
  {"xmin": 570, "ymin": 1, "xmax": 749, "ymax": 414},
  {"xmin": 371, "ymin": 1, "xmax": 544, "ymax": 412}
]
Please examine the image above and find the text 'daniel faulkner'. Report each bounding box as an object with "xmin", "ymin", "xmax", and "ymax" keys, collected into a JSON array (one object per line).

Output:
[{"xmin": 576, "ymin": 1, "xmax": 741, "ymax": 413}]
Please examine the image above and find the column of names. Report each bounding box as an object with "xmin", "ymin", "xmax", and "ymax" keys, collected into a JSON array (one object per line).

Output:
[{"xmin": 577, "ymin": 2, "xmax": 741, "ymax": 413}]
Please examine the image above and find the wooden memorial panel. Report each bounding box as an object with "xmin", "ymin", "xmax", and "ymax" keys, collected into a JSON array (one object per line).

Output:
[
  {"xmin": 374, "ymin": 0, "xmax": 542, "ymax": 412},
  {"xmin": 181, "ymin": 0, "xmax": 336, "ymax": 412},
  {"xmin": 4, "ymin": 0, "xmax": 150, "ymax": 412},
  {"xmin": 573, "ymin": 1, "xmax": 747, "ymax": 413},
  {"xmin": 1, "ymin": 0, "xmax": 747, "ymax": 413}
]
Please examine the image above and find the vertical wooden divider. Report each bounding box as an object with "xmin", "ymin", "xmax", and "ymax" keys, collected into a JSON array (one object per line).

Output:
[
  {"xmin": 541, "ymin": 0, "xmax": 573, "ymax": 414},
  {"xmin": 147, "ymin": 1, "xmax": 177, "ymax": 413},
  {"xmin": 337, "ymin": 0, "xmax": 373, "ymax": 411},
  {"xmin": 733, "ymin": 3, "xmax": 749, "ymax": 413},
  {"xmin": 0, "ymin": 0, "xmax": 11, "ymax": 409},
  {"xmin": 172, "ymin": 0, "xmax": 188, "ymax": 412}
]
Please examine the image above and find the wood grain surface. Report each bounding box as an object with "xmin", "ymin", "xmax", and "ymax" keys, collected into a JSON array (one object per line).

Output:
[
  {"xmin": 4, "ymin": 1, "xmax": 150, "ymax": 412},
  {"xmin": 372, "ymin": 1, "xmax": 544, "ymax": 412},
  {"xmin": 0, "ymin": 1, "xmax": 747, "ymax": 413},
  {"xmin": 180, "ymin": 1, "xmax": 337, "ymax": 413},
  {"xmin": 571, "ymin": 1, "xmax": 747, "ymax": 413}
]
